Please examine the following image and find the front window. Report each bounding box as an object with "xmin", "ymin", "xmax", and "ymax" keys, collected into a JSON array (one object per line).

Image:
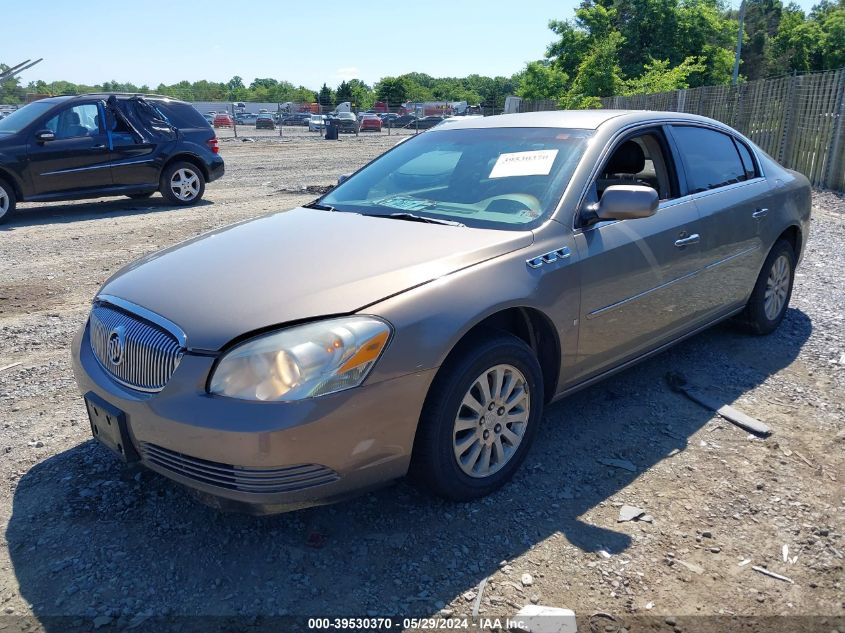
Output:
[
  {"xmin": 320, "ymin": 127, "xmax": 592, "ymax": 229},
  {"xmin": 45, "ymin": 104, "xmax": 101, "ymax": 139},
  {"xmin": 0, "ymin": 100, "xmax": 59, "ymax": 134}
]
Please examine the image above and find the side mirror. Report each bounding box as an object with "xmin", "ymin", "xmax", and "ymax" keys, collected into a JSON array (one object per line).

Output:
[
  {"xmin": 337, "ymin": 173, "xmax": 352, "ymax": 185},
  {"xmin": 35, "ymin": 130, "xmax": 56, "ymax": 143},
  {"xmin": 595, "ymin": 185, "xmax": 658, "ymax": 221}
]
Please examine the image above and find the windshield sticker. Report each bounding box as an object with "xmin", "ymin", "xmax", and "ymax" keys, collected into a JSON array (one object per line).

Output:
[
  {"xmin": 489, "ymin": 149, "xmax": 559, "ymax": 179},
  {"xmin": 377, "ymin": 195, "xmax": 434, "ymax": 211}
]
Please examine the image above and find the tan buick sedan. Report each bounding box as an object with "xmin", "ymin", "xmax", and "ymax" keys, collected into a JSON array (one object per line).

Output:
[{"xmin": 72, "ymin": 110, "xmax": 811, "ymax": 514}]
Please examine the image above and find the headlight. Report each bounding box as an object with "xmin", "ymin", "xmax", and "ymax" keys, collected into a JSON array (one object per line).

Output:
[{"xmin": 208, "ymin": 316, "xmax": 392, "ymax": 402}]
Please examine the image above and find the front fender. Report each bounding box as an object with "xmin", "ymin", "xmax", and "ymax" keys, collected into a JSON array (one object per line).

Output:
[{"xmin": 364, "ymin": 220, "xmax": 580, "ymax": 395}]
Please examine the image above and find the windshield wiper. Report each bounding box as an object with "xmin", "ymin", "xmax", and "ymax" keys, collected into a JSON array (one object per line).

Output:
[
  {"xmin": 303, "ymin": 201, "xmax": 337, "ymax": 211},
  {"xmin": 369, "ymin": 212, "xmax": 465, "ymax": 227}
]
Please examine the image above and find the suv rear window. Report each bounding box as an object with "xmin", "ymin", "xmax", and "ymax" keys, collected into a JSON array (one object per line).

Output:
[{"xmin": 154, "ymin": 101, "xmax": 210, "ymax": 129}]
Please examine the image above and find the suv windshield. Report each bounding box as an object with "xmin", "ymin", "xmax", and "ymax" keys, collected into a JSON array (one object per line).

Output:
[
  {"xmin": 321, "ymin": 127, "xmax": 592, "ymax": 229},
  {"xmin": 0, "ymin": 101, "xmax": 58, "ymax": 134}
]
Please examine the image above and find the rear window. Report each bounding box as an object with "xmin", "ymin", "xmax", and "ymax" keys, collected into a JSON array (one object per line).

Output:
[
  {"xmin": 670, "ymin": 126, "xmax": 749, "ymax": 193},
  {"xmin": 155, "ymin": 102, "xmax": 210, "ymax": 129}
]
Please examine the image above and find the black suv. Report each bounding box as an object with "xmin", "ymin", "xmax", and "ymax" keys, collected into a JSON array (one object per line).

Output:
[{"xmin": 0, "ymin": 93, "xmax": 224, "ymax": 224}]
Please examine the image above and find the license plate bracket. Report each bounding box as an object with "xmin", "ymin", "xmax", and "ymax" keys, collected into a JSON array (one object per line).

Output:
[{"xmin": 84, "ymin": 393, "xmax": 139, "ymax": 463}]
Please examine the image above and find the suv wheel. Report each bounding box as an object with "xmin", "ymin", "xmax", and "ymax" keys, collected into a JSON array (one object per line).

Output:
[
  {"xmin": 0, "ymin": 179, "xmax": 16, "ymax": 225},
  {"xmin": 160, "ymin": 162, "xmax": 205, "ymax": 205},
  {"xmin": 738, "ymin": 239, "xmax": 796, "ymax": 335},
  {"xmin": 410, "ymin": 331, "xmax": 544, "ymax": 501}
]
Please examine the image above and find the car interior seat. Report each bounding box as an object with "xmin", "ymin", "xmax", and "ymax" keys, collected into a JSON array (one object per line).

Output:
[
  {"xmin": 60, "ymin": 111, "xmax": 89, "ymax": 138},
  {"xmin": 596, "ymin": 140, "xmax": 654, "ymax": 196}
]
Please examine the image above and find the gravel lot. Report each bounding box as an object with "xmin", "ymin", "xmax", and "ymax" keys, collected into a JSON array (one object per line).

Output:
[{"xmin": 0, "ymin": 127, "xmax": 843, "ymax": 633}]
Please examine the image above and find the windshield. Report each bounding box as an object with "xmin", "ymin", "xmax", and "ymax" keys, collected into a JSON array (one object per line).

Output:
[
  {"xmin": 0, "ymin": 101, "xmax": 57, "ymax": 134},
  {"xmin": 321, "ymin": 127, "xmax": 592, "ymax": 229}
]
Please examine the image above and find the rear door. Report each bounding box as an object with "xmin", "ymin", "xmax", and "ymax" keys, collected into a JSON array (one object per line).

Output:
[
  {"xmin": 27, "ymin": 102, "xmax": 113, "ymax": 195},
  {"xmin": 668, "ymin": 125, "xmax": 769, "ymax": 310},
  {"xmin": 572, "ymin": 126, "xmax": 708, "ymax": 381}
]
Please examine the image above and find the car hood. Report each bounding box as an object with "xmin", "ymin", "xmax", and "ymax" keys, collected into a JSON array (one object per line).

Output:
[{"xmin": 99, "ymin": 207, "xmax": 533, "ymax": 351}]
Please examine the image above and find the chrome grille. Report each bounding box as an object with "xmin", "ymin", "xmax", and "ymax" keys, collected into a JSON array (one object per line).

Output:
[
  {"xmin": 140, "ymin": 443, "xmax": 340, "ymax": 493},
  {"xmin": 89, "ymin": 302, "xmax": 184, "ymax": 392}
]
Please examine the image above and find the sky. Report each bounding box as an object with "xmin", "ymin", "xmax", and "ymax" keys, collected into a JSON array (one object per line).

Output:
[{"xmin": 1, "ymin": 0, "xmax": 821, "ymax": 90}]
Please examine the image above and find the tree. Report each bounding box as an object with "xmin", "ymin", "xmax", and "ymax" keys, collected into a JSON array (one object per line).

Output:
[
  {"xmin": 318, "ymin": 83, "xmax": 334, "ymax": 109},
  {"xmin": 516, "ymin": 61, "xmax": 570, "ymax": 100},
  {"xmin": 622, "ymin": 56, "xmax": 706, "ymax": 94},
  {"xmin": 374, "ymin": 77, "xmax": 407, "ymax": 105},
  {"xmin": 570, "ymin": 32, "xmax": 624, "ymax": 99}
]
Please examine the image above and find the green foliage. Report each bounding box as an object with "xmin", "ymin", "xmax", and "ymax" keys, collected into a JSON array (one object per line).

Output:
[
  {"xmin": 623, "ymin": 56, "xmax": 707, "ymax": 94},
  {"xmin": 516, "ymin": 61, "xmax": 570, "ymax": 100},
  {"xmin": 374, "ymin": 77, "xmax": 408, "ymax": 105}
]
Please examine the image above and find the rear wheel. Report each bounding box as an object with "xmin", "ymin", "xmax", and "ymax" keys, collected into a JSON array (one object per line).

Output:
[
  {"xmin": 410, "ymin": 331, "xmax": 544, "ymax": 501},
  {"xmin": 0, "ymin": 179, "xmax": 16, "ymax": 225},
  {"xmin": 160, "ymin": 162, "xmax": 205, "ymax": 205},
  {"xmin": 738, "ymin": 239, "xmax": 796, "ymax": 335}
]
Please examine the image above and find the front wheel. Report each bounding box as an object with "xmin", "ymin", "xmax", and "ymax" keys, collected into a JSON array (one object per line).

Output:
[
  {"xmin": 410, "ymin": 331, "xmax": 544, "ymax": 501},
  {"xmin": 738, "ymin": 239, "xmax": 796, "ymax": 335},
  {"xmin": 160, "ymin": 162, "xmax": 205, "ymax": 205},
  {"xmin": 0, "ymin": 179, "xmax": 16, "ymax": 225}
]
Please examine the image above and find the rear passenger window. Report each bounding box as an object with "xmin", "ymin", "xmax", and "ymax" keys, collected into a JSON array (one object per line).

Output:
[
  {"xmin": 671, "ymin": 126, "xmax": 747, "ymax": 193},
  {"xmin": 734, "ymin": 139, "xmax": 758, "ymax": 180}
]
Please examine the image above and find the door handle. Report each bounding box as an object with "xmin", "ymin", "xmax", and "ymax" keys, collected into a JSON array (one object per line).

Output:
[
  {"xmin": 674, "ymin": 233, "xmax": 700, "ymax": 247},
  {"xmin": 752, "ymin": 208, "xmax": 769, "ymax": 219}
]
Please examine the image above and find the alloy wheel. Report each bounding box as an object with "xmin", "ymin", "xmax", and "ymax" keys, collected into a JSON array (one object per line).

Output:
[
  {"xmin": 452, "ymin": 364, "xmax": 530, "ymax": 478},
  {"xmin": 764, "ymin": 253, "xmax": 790, "ymax": 320},
  {"xmin": 0, "ymin": 184, "xmax": 8, "ymax": 219},
  {"xmin": 170, "ymin": 168, "xmax": 200, "ymax": 202}
]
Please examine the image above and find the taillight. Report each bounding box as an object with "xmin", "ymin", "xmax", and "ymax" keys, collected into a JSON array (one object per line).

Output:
[{"xmin": 207, "ymin": 137, "xmax": 219, "ymax": 154}]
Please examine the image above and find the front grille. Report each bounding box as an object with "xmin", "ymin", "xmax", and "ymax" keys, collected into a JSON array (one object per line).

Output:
[
  {"xmin": 89, "ymin": 302, "xmax": 184, "ymax": 392},
  {"xmin": 140, "ymin": 443, "xmax": 340, "ymax": 493}
]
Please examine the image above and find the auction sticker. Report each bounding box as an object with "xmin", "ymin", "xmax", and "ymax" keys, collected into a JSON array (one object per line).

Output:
[{"xmin": 489, "ymin": 149, "xmax": 558, "ymax": 178}]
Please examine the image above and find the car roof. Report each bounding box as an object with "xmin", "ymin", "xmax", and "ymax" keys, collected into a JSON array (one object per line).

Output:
[{"xmin": 435, "ymin": 110, "xmax": 727, "ymax": 131}]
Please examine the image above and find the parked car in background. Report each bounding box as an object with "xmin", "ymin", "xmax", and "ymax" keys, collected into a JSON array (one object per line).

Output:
[
  {"xmin": 213, "ymin": 113, "xmax": 234, "ymax": 128},
  {"xmin": 0, "ymin": 93, "xmax": 225, "ymax": 223},
  {"xmin": 282, "ymin": 112, "xmax": 311, "ymax": 126},
  {"xmin": 380, "ymin": 113, "xmax": 400, "ymax": 126},
  {"xmin": 236, "ymin": 113, "xmax": 258, "ymax": 126},
  {"xmin": 202, "ymin": 113, "xmax": 215, "ymax": 126},
  {"xmin": 255, "ymin": 113, "xmax": 276, "ymax": 130},
  {"xmin": 393, "ymin": 114, "xmax": 418, "ymax": 127},
  {"xmin": 359, "ymin": 114, "xmax": 382, "ymax": 132},
  {"xmin": 70, "ymin": 110, "xmax": 810, "ymax": 514},
  {"xmin": 334, "ymin": 111, "xmax": 359, "ymax": 133},
  {"xmin": 308, "ymin": 114, "xmax": 327, "ymax": 132},
  {"xmin": 413, "ymin": 115, "xmax": 446, "ymax": 129}
]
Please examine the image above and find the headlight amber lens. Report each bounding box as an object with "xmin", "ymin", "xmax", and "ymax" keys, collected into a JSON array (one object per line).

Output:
[{"xmin": 208, "ymin": 317, "xmax": 391, "ymax": 402}]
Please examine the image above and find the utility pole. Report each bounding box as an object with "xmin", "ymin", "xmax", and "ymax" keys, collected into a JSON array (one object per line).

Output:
[{"xmin": 732, "ymin": 0, "xmax": 746, "ymax": 85}]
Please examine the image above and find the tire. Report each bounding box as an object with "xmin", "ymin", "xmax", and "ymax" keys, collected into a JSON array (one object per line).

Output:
[
  {"xmin": 410, "ymin": 331, "xmax": 544, "ymax": 501},
  {"xmin": 0, "ymin": 179, "xmax": 16, "ymax": 225},
  {"xmin": 738, "ymin": 239, "xmax": 796, "ymax": 335},
  {"xmin": 127, "ymin": 192, "xmax": 154, "ymax": 200},
  {"xmin": 160, "ymin": 161, "xmax": 205, "ymax": 205}
]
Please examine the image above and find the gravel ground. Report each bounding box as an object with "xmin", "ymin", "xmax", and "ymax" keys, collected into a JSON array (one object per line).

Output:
[{"xmin": 0, "ymin": 129, "xmax": 842, "ymax": 633}]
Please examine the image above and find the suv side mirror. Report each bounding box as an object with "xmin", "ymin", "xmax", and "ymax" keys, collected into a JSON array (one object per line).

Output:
[
  {"xmin": 595, "ymin": 185, "xmax": 658, "ymax": 221},
  {"xmin": 35, "ymin": 130, "xmax": 56, "ymax": 143},
  {"xmin": 337, "ymin": 173, "xmax": 351, "ymax": 185}
]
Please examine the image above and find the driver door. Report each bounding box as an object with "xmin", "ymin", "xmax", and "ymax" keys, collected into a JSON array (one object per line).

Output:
[
  {"xmin": 27, "ymin": 102, "xmax": 113, "ymax": 196},
  {"xmin": 571, "ymin": 127, "xmax": 708, "ymax": 381}
]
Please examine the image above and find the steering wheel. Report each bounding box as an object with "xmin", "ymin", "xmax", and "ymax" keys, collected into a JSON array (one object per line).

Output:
[{"xmin": 482, "ymin": 193, "xmax": 542, "ymax": 216}]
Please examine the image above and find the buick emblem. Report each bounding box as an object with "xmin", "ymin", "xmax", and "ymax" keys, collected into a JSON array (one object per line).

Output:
[{"xmin": 107, "ymin": 326, "xmax": 126, "ymax": 366}]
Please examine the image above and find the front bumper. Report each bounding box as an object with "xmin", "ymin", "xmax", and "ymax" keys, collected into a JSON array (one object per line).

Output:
[{"xmin": 72, "ymin": 321, "xmax": 434, "ymax": 514}]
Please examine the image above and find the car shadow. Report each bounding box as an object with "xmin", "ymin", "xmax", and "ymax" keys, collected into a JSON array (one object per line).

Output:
[
  {"xmin": 3, "ymin": 197, "xmax": 213, "ymax": 228},
  {"xmin": 5, "ymin": 309, "xmax": 811, "ymax": 629}
]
